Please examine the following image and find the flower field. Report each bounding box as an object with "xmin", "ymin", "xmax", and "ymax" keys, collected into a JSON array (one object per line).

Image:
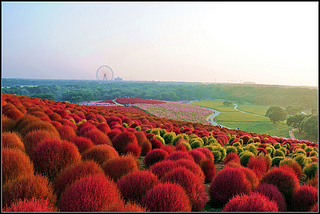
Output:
[
  {"xmin": 134, "ymin": 101, "xmax": 214, "ymax": 125},
  {"xmin": 2, "ymin": 93, "xmax": 318, "ymax": 212}
]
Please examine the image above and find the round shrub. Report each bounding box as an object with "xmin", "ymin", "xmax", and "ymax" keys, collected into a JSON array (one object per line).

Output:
[
  {"xmin": 15, "ymin": 115, "xmax": 41, "ymax": 132},
  {"xmin": 274, "ymin": 149, "xmax": 285, "ymax": 157},
  {"xmin": 19, "ymin": 120, "xmax": 59, "ymax": 138},
  {"xmin": 2, "ymin": 114, "xmax": 17, "ymax": 131},
  {"xmin": 260, "ymin": 166, "xmax": 300, "ymax": 203},
  {"xmin": 294, "ymin": 154, "xmax": 309, "ymax": 169},
  {"xmin": 81, "ymin": 144, "xmax": 119, "ymax": 165},
  {"xmin": 141, "ymin": 182, "xmax": 192, "ymax": 212},
  {"xmin": 162, "ymin": 144, "xmax": 176, "ymax": 154},
  {"xmin": 2, "ymin": 131, "xmax": 25, "ymax": 152},
  {"xmin": 143, "ymin": 149, "xmax": 169, "ymax": 168},
  {"xmin": 310, "ymin": 202, "xmax": 318, "ymax": 212},
  {"xmin": 240, "ymin": 166, "xmax": 259, "ymax": 191},
  {"xmin": 176, "ymin": 158, "xmax": 206, "ymax": 183},
  {"xmin": 195, "ymin": 147, "xmax": 215, "ymax": 162},
  {"xmin": 149, "ymin": 138, "xmax": 163, "ymax": 149},
  {"xmin": 222, "ymin": 192, "xmax": 279, "ymax": 212},
  {"xmin": 124, "ymin": 142, "xmax": 141, "ymax": 158},
  {"xmin": 2, "ymin": 198, "xmax": 57, "ymax": 212},
  {"xmin": 223, "ymin": 152, "xmax": 240, "ymax": 165},
  {"xmin": 31, "ymin": 139, "xmax": 81, "ymax": 181},
  {"xmin": 239, "ymin": 151, "xmax": 255, "ymax": 167},
  {"xmin": 58, "ymin": 174, "xmax": 122, "ymax": 212},
  {"xmin": 164, "ymin": 150, "xmax": 194, "ymax": 162},
  {"xmin": 226, "ymin": 145, "xmax": 238, "ymax": 154},
  {"xmin": 58, "ymin": 124, "xmax": 77, "ymax": 141},
  {"xmin": 303, "ymin": 162, "xmax": 318, "ymax": 180},
  {"xmin": 212, "ymin": 146, "xmax": 227, "ymax": 162},
  {"xmin": 102, "ymin": 154, "xmax": 140, "ymax": 181},
  {"xmin": 70, "ymin": 136, "xmax": 95, "ymax": 153},
  {"xmin": 153, "ymin": 135, "xmax": 165, "ymax": 145},
  {"xmin": 271, "ymin": 156, "xmax": 285, "ymax": 166},
  {"xmin": 247, "ymin": 155, "xmax": 269, "ymax": 179},
  {"xmin": 292, "ymin": 185, "xmax": 318, "ymax": 211},
  {"xmin": 163, "ymin": 132, "xmax": 176, "ymax": 144},
  {"xmin": 199, "ymin": 158, "xmax": 216, "ymax": 182},
  {"xmin": 141, "ymin": 139, "xmax": 152, "ymax": 155},
  {"xmin": 105, "ymin": 200, "xmax": 147, "ymax": 212},
  {"xmin": 23, "ymin": 129, "xmax": 61, "ymax": 156},
  {"xmin": 149, "ymin": 159, "xmax": 178, "ymax": 179},
  {"xmin": 187, "ymin": 149, "xmax": 207, "ymax": 164},
  {"xmin": 111, "ymin": 131, "xmax": 139, "ymax": 154},
  {"xmin": 2, "ymin": 174, "xmax": 56, "ymax": 208},
  {"xmin": 279, "ymin": 159, "xmax": 303, "ymax": 180},
  {"xmin": 53, "ymin": 160, "xmax": 105, "ymax": 197},
  {"xmin": 162, "ymin": 167, "xmax": 209, "ymax": 211},
  {"xmin": 254, "ymin": 183, "xmax": 287, "ymax": 211},
  {"xmin": 134, "ymin": 131, "xmax": 148, "ymax": 146},
  {"xmin": 83, "ymin": 129, "xmax": 112, "ymax": 146},
  {"xmin": 3, "ymin": 107, "xmax": 24, "ymax": 120},
  {"xmin": 2, "ymin": 148, "xmax": 34, "ymax": 185},
  {"xmin": 209, "ymin": 166, "xmax": 252, "ymax": 207},
  {"xmin": 116, "ymin": 170, "xmax": 159, "ymax": 203}
]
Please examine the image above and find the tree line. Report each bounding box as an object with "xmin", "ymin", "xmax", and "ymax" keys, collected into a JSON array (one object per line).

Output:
[{"xmin": 2, "ymin": 79, "xmax": 318, "ymax": 111}]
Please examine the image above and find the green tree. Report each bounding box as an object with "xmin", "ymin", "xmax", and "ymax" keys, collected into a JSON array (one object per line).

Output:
[
  {"xmin": 286, "ymin": 113, "xmax": 308, "ymax": 132},
  {"xmin": 223, "ymin": 100, "xmax": 233, "ymax": 107},
  {"xmin": 300, "ymin": 114, "xmax": 318, "ymax": 138},
  {"xmin": 285, "ymin": 105, "xmax": 303, "ymax": 115},
  {"xmin": 265, "ymin": 106, "xmax": 287, "ymax": 124}
]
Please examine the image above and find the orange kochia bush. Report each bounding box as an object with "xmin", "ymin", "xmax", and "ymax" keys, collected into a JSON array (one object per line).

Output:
[{"xmin": 2, "ymin": 131, "xmax": 25, "ymax": 152}]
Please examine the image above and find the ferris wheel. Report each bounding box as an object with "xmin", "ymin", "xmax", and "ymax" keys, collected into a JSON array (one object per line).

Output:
[{"xmin": 96, "ymin": 65, "xmax": 114, "ymax": 81}]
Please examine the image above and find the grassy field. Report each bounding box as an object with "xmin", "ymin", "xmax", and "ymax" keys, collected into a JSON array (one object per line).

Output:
[
  {"xmin": 236, "ymin": 104, "xmax": 270, "ymax": 115},
  {"xmin": 190, "ymin": 100, "xmax": 293, "ymax": 138},
  {"xmin": 293, "ymin": 130, "xmax": 318, "ymax": 142}
]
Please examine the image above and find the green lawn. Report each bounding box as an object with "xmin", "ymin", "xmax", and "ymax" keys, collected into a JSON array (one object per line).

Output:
[
  {"xmin": 216, "ymin": 112, "xmax": 268, "ymax": 122},
  {"xmin": 293, "ymin": 130, "xmax": 318, "ymax": 142},
  {"xmin": 190, "ymin": 100, "xmax": 237, "ymax": 112},
  {"xmin": 236, "ymin": 104, "xmax": 270, "ymax": 116}
]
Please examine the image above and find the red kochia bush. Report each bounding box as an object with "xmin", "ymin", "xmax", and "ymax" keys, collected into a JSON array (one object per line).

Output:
[
  {"xmin": 162, "ymin": 167, "xmax": 209, "ymax": 211},
  {"xmin": 124, "ymin": 142, "xmax": 141, "ymax": 158},
  {"xmin": 310, "ymin": 202, "xmax": 318, "ymax": 212},
  {"xmin": 149, "ymin": 138, "xmax": 163, "ymax": 149},
  {"xmin": 199, "ymin": 158, "xmax": 216, "ymax": 182},
  {"xmin": 70, "ymin": 136, "xmax": 95, "ymax": 153},
  {"xmin": 2, "ymin": 131, "xmax": 25, "ymax": 152},
  {"xmin": 58, "ymin": 174, "xmax": 123, "ymax": 212},
  {"xmin": 96, "ymin": 123, "xmax": 111, "ymax": 134},
  {"xmin": 222, "ymin": 192, "xmax": 279, "ymax": 212},
  {"xmin": 3, "ymin": 198, "xmax": 57, "ymax": 212},
  {"xmin": 223, "ymin": 152, "xmax": 241, "ymax": 165},
  {"xmin": 58, "ymin": 124, "xmax": 77, "ymax": 141},
  {"xmin": 149, "ymin": 159, "xmax": 178, "ymax": 179},
  {"xmin": 141, "ymin": 140, "xmax": 152, "ymax": 155},
  {"xmin": 81, "ymin": 144, "xmax": 119, "ymax": 165},
  {"xmin": 134, "ymin": 131, "xmax": 148, "ymax": 146},
  {"xmin": 111, "ymin": 131, "xmax": 139, "ymax": 154},
  {"xmin": 2, "ymin": 148, "xmax": 34, "ymax": 185},
  {"xmin": 164, "ymin": 150, "xmax": 195, "ymax": 162},
  {"xmin": 254, "ymin": 183, "xmax": 287, "ymax": 211},
  {"xmin": 53, "ymin": 160, "xmax": 105, "ymax": 197},
  {"xmin": 23, "ymin": 129, "xmax": 61, "ymax": 156},
  {"xmin": 3, "ymin": 106, "xmax": 24, "ymax": 120},
  {"xmin": 116, "ymin": 170, "xmax": 159, "ymax": 203},
  {"xmin": 194, "ymin": 147, "xmax": 215, "ymax": 162},
  {"xmin": 209, "ymin": 167, "xmax": 252, "ymax": 207},
  {"xmin": 141, "ymin": 182, "xmax": 192, "ymax": 212},
  {"xmin": 292, "ymin": 185, "xmax": 318, "ymax": 211},
  {"xmin": 102, "ymin": 154, "xmax": 140, "ymax": 181},
  {"xmin": 175, "ymin": 159, "xmax": 206, "ymax": 183},
  {"xmin": 187, "ymin": 149, "xmax": 207, "ymax": 164},
  {"xmin": 143, "ymin": 149, "xmax": 169, "ymax": 168},
  {"xmin": 31, "ymin": 140, "xmax": 81, "ymax": 181},
  {"xmin": 260, "ymin": 166, "xmax": 300, "ymax": 203},
  {"xmin": 2, "ymin": 174, "xmax": 56, "ymax": 208},
  {"xmin": 2, "ymin": 115, "xmax": 17, "ymax": 131},
  {"xmin": 106, "ymin": 128, "xmax": 122, "ymax": 140},
  {"xmin": 247, "ymin": 155, "xmax": 269, "ymax": 179},
  {"xmin": 83, "ymin": 129, "xmax": 112, "ymax": 146}
]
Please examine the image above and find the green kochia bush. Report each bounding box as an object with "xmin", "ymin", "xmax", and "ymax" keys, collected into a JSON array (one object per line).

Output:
[
  {"xmin": 239, "ymin": 151, "xmax": 255, "ymax": 167},
  {"xmin": 294, "ymin": 154, "xmax": 310, "ymax": 169},
  {"xmin": 211, "ymin": 146, "xmax": 227, "ymax": 163},
  {"xmin": 274, "ymin": 149, "xmax": 285, "ymax": 157},
  {"xmin": 271, "ymin": 156, "xmax": 285, "ymax": 166},
  {"xmin": 303, "ymin": 162, "xmax": 318, "ymax": 180},
  {"xmin": 226, "ymin": 146, "xmax": 238, "ymax": 154},
  {"xmin": 163, "ymin": 132, "xmax": 176, "ymax": 144},
  {"xmin": 153, "ymin": 135, "xmax": 165, "ymax": 146}
]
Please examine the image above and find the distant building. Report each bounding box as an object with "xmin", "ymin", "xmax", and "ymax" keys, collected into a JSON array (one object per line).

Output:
[
  {"xmin": 242, "ymin": 81, "xmax": 256, "ymax": 84},
  {"xmin": 114, "ymin": 77, "xmax": 122, "ymax": 81}
]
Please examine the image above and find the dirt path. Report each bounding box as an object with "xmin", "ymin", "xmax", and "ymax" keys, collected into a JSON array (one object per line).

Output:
[{"xmin": 289, "ymin": 128, "xmax": 297, "ymax": 139}]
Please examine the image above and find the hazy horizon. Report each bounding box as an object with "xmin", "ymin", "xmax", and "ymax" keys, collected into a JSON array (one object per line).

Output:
[{"xmin": 2, "ymin": 2, "xmax": 319, "ymax": 87}]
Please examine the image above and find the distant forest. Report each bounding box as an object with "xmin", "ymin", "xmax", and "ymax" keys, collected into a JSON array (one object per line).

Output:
[{"xmin": 2, "ymin": 78, "xmax": 318, "ymax": 111}]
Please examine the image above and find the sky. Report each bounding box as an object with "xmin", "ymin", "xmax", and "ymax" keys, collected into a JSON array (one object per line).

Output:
[{"xmin": 1, "ymin": 1, "xmax": 319, "ymax": 87}]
